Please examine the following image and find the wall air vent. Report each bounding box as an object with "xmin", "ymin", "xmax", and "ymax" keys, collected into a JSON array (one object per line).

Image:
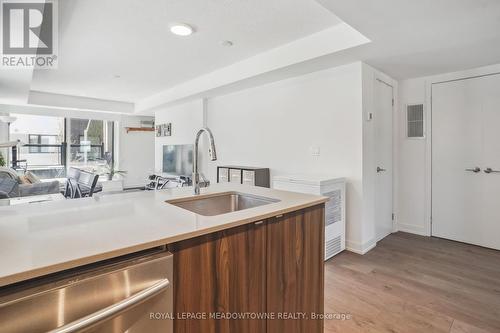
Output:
[{"xmin": 407, "ymin": 104, "xmax": 424, "ymax": 138}]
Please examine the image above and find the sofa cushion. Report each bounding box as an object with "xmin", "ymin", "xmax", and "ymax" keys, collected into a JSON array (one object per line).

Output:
[
  {"xmin": 0, "ymin": 167, "xmax": 20, "ymax": 182},
  {"xmin": 24, "ymin": 171, "xmax": 41, "ymax": 184},
  {"xmin": 19, "ymin": 175, "xmax": 32, "ymax": 184},
  {"xmin": 19, "ymin": 180, "xmax": 60, "ymax": 197},
  {"xmin": 0, "ymin": 177, "xmax": 19, "ymax": 198}
]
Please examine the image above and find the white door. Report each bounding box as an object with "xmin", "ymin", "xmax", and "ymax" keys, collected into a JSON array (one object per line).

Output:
[
  {"xmin": 374, "ymin": 79, "xmax": 394, "ymax": 241},
  {"xmin": 432, "ymin": 74, "xmax": 500, "ymax": 250},
  {"xmin": 476, "ymin": 75, "xmax": 500, "ymax": 249}
]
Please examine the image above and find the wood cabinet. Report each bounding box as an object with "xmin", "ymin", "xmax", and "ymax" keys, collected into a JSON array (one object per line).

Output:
[
  {"xmin": 168, "ymin": 222, "xmax": 267, "ymax": 333},
  {"xmin": 168, "ymin": 204, "xmax": 325, "ymax": 333},
  {"xmin": 266, "ymin": 205, "xmax": 325, "ymax": 333}
]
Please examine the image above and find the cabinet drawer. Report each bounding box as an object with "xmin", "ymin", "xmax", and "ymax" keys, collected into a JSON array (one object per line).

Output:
[
  {"xmin": 242, "ymin": 170, "xmax": 255, "ymax": 186},
  {"xmin": 229, "ymin": 169, "xmax": 242, "ymax": 183},
  {"xmin": 218, "ymin": 168, "xmax": 229, "ymax": 183}
]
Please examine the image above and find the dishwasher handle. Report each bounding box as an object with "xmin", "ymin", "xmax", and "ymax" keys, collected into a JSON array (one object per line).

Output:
[{"xmin": 48, "ymin": 279, "xmax": 170, "ymax": 333}]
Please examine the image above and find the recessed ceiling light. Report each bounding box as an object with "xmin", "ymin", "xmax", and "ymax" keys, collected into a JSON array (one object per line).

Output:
[
  {"xmin": 170, "ymin": 23, "xmax": 194, "ymax": 36},
  {"xmin": 220, "ymin": 40, "xmax": 234, "ymax": 47}
]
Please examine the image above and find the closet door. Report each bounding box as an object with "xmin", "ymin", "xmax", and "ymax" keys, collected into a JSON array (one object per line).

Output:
[
  {"xmin": 374, "ymin": 79, "xmax": 394, "ymax": 241},
  {"xmin": 431, "ymin": 78, "xmax": 484, "ymax": 246},
  {"xmin": 477, "ymin": 75, "xmax": 500, "ymax": 250}
]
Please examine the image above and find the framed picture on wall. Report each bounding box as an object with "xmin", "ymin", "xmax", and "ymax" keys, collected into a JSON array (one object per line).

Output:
[{"xmin": 156, "ymin": 123, "xmax": 172, "ymax": 137}]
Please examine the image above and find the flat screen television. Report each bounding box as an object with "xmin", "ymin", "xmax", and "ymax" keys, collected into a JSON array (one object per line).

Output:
[{"xmin": 162, "ymin": 144, "xmax": 194, "ymax": 176}]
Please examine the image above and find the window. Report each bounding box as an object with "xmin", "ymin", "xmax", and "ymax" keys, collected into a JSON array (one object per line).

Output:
[
  {"xmin": 9, "ymin": 114, "xmax": 65, "ymax": 178},
  {"xmin": 8, "ymin": 114, "xmax": 116, "ymax": 179},
  {"xmin": 28, "ymin": 134, "xmax": 59, "ymax": 153}
]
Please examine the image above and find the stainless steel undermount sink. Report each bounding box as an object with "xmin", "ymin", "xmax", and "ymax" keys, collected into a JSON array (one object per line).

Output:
[{"xmin": 166, "ymin": 192, "xmax": 280, "ymax": 216}]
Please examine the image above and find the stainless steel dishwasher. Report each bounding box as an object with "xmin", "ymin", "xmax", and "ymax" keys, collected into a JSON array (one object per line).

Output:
[{"xmin": 0, "ymin": 250, "xmax": 173, "ymax": 333}]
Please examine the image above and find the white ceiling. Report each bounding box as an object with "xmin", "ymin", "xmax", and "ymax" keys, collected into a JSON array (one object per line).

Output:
[
  {"xmin": 30, "ymin": 0, "xmax": 341, "ymax": 102},
  {"xmin": 135, "ymin": 0, "xmax": 500, "ymax": 111},
  {"xmin": 317, "ymin": 0, "xmax": 500, "ymax": 79},
  {"xmin": 3, "ymin": 0, "xmax": 500, "ymax": 113}
]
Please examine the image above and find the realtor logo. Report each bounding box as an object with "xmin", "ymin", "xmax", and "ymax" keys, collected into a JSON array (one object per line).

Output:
[{"xmin": 1, "ymin": 0, "xmax": 58, "ymax": 68}]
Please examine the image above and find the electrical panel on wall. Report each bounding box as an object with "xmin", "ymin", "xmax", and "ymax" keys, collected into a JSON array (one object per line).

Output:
[{"xmin": 406, "ymin": 104, "xmax": 424, "ymax": 138}]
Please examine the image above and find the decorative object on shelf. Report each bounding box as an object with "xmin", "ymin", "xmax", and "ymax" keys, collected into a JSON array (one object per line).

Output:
[
  {"xmin": 155, "ymin": 123, "xmax": 172, "ymax": 137},
  {"xmin": 140, "ymin": 120, "xmax": 155, "ymax": 128},
  {"xmin": 0, "ymin": 152, "xmax": 5, "ymax": 167},
  {"xmin": 125, "ymin": 127, "xmax": 155, "ymax": 133}
]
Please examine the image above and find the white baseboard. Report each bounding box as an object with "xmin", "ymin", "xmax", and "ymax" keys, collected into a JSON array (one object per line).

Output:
[
  {"xmin": 395, "ymin": 222, "xmax": 430, "ymax": 236},
  {"xmin": 345, "ymin": 238, "xmax": 377, "ymax": 255}
]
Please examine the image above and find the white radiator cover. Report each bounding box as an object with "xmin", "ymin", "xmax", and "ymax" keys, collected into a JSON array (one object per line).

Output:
[{"xmin": 272, "ymin": 175, "xmax": 346, "ymax": 260}]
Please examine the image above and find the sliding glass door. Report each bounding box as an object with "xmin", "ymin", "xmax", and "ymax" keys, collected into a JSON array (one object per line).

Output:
[{"xmin": 68, "ymin": 119, "xmax": 114, "ymax": 175}]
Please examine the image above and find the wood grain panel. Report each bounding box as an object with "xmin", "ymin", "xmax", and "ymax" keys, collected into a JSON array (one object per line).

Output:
[
  {"xmin": 168, "ymin": 222, "xmax": 267, "ymax": 333},
  {"xmin": 267, "ymin": 204, "xmax": 325, "ymax": 333}
]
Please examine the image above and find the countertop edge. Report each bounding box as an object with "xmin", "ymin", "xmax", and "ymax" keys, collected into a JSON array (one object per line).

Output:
[{"xmin": 0, "ymin": 197, "xmax": 327, "ymax": 288}]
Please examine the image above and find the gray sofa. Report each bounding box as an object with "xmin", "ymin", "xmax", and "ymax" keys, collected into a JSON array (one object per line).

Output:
[{"xmin": 0, "ymin": 167, "xmax": 60, "ymax": 198}]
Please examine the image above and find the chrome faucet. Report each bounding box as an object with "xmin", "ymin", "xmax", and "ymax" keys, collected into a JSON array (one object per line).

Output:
[{"xmin": 193, "ymin": 127, "xmax": 217, "ymax": 195}]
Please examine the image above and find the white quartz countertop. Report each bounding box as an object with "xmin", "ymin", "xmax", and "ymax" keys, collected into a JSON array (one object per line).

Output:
[{"xmin": 0, "ymin": 183, "xmax": 327, "ymax": 287}]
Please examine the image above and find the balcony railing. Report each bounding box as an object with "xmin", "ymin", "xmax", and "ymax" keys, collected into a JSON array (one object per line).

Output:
[{"xmin": 14, "ymin": 143, "xmax": 105, "ymax": 168}]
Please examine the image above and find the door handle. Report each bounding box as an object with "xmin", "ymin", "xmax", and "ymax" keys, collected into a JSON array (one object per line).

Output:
[
  {"xmin": 48, "ymin": 279, "xmax": 170, "ymax": 333},
  {"xmin": 465, "ymin": 167, "xmax": 481, "ymax": 173},
  {"xmin": 484, "ymin": 168, "xmax": 500, "ymax": 174},
  {"xmin": 376, "ymin": 167, "xmax": 386, "ymax": 173}
]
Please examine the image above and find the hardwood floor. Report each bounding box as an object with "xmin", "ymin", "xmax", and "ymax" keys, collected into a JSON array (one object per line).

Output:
[{"xmin": 324, "ymin": 232, "xmax": 500, "ymax": 333}]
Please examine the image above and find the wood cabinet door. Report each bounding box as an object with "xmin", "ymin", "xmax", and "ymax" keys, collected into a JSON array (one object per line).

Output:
[
  {"xmin": 266, "ymin": 205, "xmax": 325, "ymax": 333},
  {"xmin": 169, "ymin": 221, "xmax": 267, "ymax": 333}
]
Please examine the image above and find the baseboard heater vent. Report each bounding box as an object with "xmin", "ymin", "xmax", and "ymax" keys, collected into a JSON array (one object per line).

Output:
[{"xmin": 325, "ymin": 235, "xmax": 342, "ymax": 259}]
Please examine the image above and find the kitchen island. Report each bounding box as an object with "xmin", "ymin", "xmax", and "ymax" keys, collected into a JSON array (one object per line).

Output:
[{"xmin": 0, "ymin": 183, "xmax": 327, "ymax": 333}]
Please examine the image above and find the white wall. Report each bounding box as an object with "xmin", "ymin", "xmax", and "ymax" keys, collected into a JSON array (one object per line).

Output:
[
  {"xmin": 397, "ymin": 78, "xmax": 428, "ymax": 235},
  {"xmin": 396, "ymin": 63, "xmax": 500, "ymax": 236},
  {"xmin": 153, "ymin": 61, "xmax": 400, "ymax": 254},
  {"xmin": 206, "ymin": 63, "xmax": 367, "ymax": 249},
  {"xmin": 206, "ymin": 63, "xmax": 362, "ymax": 175},
  {"xmin": 0, "ymin": 121, "xmax": 7, "ymax": 143},
  {"xmin": 118, "ymin": 116, "xmax": 155, "ymax": 188},
  {"xmin": 154, "ymin": 62, "xmax": 398, "ymax": 253},
  {"xmin": 154, "ymin": 99, "xmax": 204, "ymax": 173}
]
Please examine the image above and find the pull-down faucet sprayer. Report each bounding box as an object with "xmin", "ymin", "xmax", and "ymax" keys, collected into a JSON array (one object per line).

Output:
[{"xmin": 193, "ymin": 127, "xmax": 217, "ymax": 195}]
